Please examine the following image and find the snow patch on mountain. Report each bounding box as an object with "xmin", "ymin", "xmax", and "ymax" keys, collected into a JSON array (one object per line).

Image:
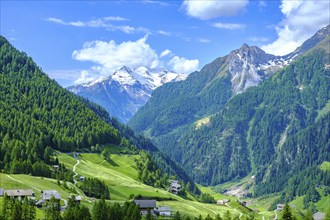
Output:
[{"xmin": 67, "ymin": 66, "xmax": 188, "ymax": 123}]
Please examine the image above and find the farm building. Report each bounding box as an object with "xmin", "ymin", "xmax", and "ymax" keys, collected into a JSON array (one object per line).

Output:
[
  {"xmin": 155, "ymin": 206, "xmax": 171, "ymax": 216},
  {"xmin": 134, "ymin": 199, "xmax": 157, "ymax": 215},
  {"xmin": 3, "ymin": 189, "xmax": 34, "ymax": 200}
]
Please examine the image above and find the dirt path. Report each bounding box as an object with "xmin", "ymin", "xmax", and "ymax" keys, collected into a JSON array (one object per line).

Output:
[
  {"xmin": 6, "ymin": 175, "xmax": 42, "ymax": 191},
  {"xmin": 72, "ymin": 153, "xmax": 80, "ymax": 185}
]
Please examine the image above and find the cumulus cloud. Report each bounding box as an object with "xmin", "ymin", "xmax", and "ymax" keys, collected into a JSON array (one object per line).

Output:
[
  {"xmin": 169, "ymin": 56, "xmax": 199, "ymax": 73},
  {"xmin": 261, "ymin": 0, "xmax": 330, "ymax": 56},
  {"xmin": 46, "ymin": 17, "xmax": 147, "ymax": 34},
  {"xmin": 73, "ymin": 35, "xmax": 159, "ymax": 71},
  {"xmin": 74, "ymin": 71, "xmax": 96, "ymax": 84},
  {"xmin": 182, "ymin": 0, "xmax": 249, "ymax": 20},
  {"xmin": 72, "ymin": 36, "xmax": 199, "ymax": 84},
  {"xmin": 212, "ymin": 22, "xmax": 246, "ymax": 30}
]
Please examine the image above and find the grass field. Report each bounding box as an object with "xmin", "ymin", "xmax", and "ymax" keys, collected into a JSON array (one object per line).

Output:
[
  {"xmin": 4, "ymin": 151, "xmax": 326, "ymax": 218},
  {"xmin": 57, "ymin": 152, "xmax": 258, "ymax": 218}
]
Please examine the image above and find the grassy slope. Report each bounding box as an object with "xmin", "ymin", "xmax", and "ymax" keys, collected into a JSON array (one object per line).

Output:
[{"xmin": 57, "ymin": 152, "xmax": 257, "ymax": 218}]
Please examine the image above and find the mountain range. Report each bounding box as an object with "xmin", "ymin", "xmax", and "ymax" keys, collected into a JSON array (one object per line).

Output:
[
  {"xmin": 129, "ymin": 25, "xmax": 330, "ymax": 202},
  {"xmin": 67, "ymin": 66, "xmax": 187, "ymax": 123}
]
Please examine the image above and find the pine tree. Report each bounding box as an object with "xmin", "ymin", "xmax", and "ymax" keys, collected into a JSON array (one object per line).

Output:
[
  {"xmin": 304, "ymin": 209, "xmax": 313, "ymax": 220},
  {"xmin": 282, "ymin": 203, "xmax": 294, "ymax": 220},
  {"xmin": 46, "ymin": 196, "xmax": 62, "ymax": 220}
]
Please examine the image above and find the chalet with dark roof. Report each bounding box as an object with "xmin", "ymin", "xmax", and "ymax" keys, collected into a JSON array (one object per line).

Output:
[{"xmin": 134, "ymin": 199, "xmax": 157, "ymax": 215}]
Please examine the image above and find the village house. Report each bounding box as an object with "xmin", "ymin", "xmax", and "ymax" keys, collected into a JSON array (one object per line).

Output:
[
  {"xmin": 239, "ymin": 200, "xmax": 247, "ymax": 207},
  {"xmin": 169, "ymin": 180, "xmax": 182, "ymax": 195},
  {"xmin": 313, "ymin": 212, "xmax": 325, "ymax": 220},
  {"xmin": 217, "ymin": 199, "xmax": 230, "ymax": 205},
  {"xmin": 134, "ymin": 199, "xmax": 157, "ymax": 215},
  {"xmin": 3, "ymin": 189, "xmax": 34, "ymax": 200},
  {"xmin": 36, "ymin": 190, "xmax": 61, "ymax": 207},
  {"xmin": 155, "ymin": 206, "xmax": 171, "ymax": 217},
  {"xmin": 276, "ymin": 204, "xmax": 296, "ymax": 211},
  {"xmin": 0, "ymin": 188, "xmax": 4, "ymax": 196},
  {"xmin": 68, "ymin": 195, "xmax": 83, "ymax": 205},
  {"xmin": 276, "ymin": 204, "xmax": 285, "ymax": 211},
  {"xmin": 79, "ymin": 176, "xmax": 85, "ymax": 181},
  {"xmin": 43, "ymin": 190, "xmax": 61, "ymax": 201}
]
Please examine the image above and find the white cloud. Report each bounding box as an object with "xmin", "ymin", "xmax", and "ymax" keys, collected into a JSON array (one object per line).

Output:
[
  {"xmin": 169, "ymin": 56, "xmax": 199, "ymax": 73},
  {"xmin": 182, "ymin": 0, "xmax": 249, "ymax": 20},
  {"xmin": 198, "ymin": 38, "xmax": 211, "ymax": 43},
  {"xmin": 73, "ymin": 35, "xmax": 159, "ymax": 72},
  {"xmin": 212, "ymin": 22, "xmax": 246, "ymax": 30},
  {"xmin": 261, "ymin": 0, "xmax": 330, "ymax": 55},
  {"xmin": 158, "ymin": 30, "xmax": 172, "ymax": 36},
  {"xmin": 74, "ymin": 71, "xmax": 96, "ymax": 84},
  {"xmin": 45, "ymin": 17, "xmax": 147, "ymax": 34},
  {"xmin": 160, "ymin": 49, "xmax": 172, "ymax": 57},
  {"xmin": 103, "ymin": 16, "xmax": 129, "ymax": 21},
  {"xmin": 71, "ymin": 36, "xmax": 199, "ymax": 84}
]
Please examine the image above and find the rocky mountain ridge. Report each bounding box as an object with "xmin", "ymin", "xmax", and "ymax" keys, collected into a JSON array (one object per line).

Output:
[{"xmin": 68, "ymin": 66, "xmax": 187, "ymax": 123}]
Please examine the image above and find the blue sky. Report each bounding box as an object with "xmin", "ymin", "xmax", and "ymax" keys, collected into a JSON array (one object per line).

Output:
[{"xmin": 1, "ymin": 0, "xmax": 329, "ymax": 87}]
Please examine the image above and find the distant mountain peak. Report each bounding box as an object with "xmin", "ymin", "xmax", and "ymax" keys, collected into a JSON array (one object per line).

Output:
[{"xmin": 67, "ymin": 66, "xmax": 188, "ymax": 123}]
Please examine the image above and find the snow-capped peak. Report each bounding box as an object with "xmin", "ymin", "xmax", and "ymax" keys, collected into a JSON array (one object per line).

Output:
[{"xmin": 112, "ymin": 66, "xmax": 137, "ymax": 86}]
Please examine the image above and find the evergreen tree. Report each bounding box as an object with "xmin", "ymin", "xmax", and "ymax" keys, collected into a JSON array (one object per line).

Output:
[
  {"xmin": 304, "ymin": 209, "xmax": 313, "ymax": 220},
  {"xmin": 282, "ymin": 203, "xmax": 294, "ymax": 220},
  {"xmin": 45, "ymin": 196, "xmax": 62, "ymax": 220}
]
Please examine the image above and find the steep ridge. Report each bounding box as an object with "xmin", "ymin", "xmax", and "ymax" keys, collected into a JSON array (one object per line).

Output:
[
  {"xmin": 129, "ymin": 26, "xmax": 330, "ymax": 199},
  {"xmin": 67, "ymin": 66, "xmax": 187, "ymax": 123},
  {"xmin": 0, "ymin": 35, "xmax": 195, "ymax": 189}
]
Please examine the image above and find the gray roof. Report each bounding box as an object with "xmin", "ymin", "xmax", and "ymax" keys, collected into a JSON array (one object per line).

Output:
[
  {"xmin": 0, "ymin": 188, "xmax": 4, "ymax": 196},
  {"xmin": 43, "ymin": 190, "xmax": 61, "ymax": 200},
  {"xmin": 4, "ymin": 189, "xmax": 34, "ymax": 197},
  {"xmin": 313, "ymin": 212, "xmax": 325, "ymax": 220},
  {"xmin": 158, "ymin": 206, "xmax": 171, "ymax": 212},
  {"xmin": 134, "ymin": 200, "xmax": 156, "ymax": 208}
]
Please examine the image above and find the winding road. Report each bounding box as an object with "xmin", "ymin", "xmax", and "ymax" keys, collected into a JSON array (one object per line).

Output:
[{"xmin": 72, "ymin": 153, "xmax": 80, "ymax": 185}]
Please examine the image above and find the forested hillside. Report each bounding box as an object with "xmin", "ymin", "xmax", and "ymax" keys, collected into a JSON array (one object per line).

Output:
[
  {"xmin": 129, "ymin": 30, "xmax": 330, "ymax": 201},
  {"xmin": 0, "ymin": 36, "xmax": 195, "ymax": 190}
]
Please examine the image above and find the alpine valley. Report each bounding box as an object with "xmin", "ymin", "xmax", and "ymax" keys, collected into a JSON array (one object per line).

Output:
[
  {"xmin": 129, "ymin": 25, "xmax": 330, "ymax": 203},
  {"xmin": 1, "ymin": 18, "xmax": 330, "ymax": 220}
]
